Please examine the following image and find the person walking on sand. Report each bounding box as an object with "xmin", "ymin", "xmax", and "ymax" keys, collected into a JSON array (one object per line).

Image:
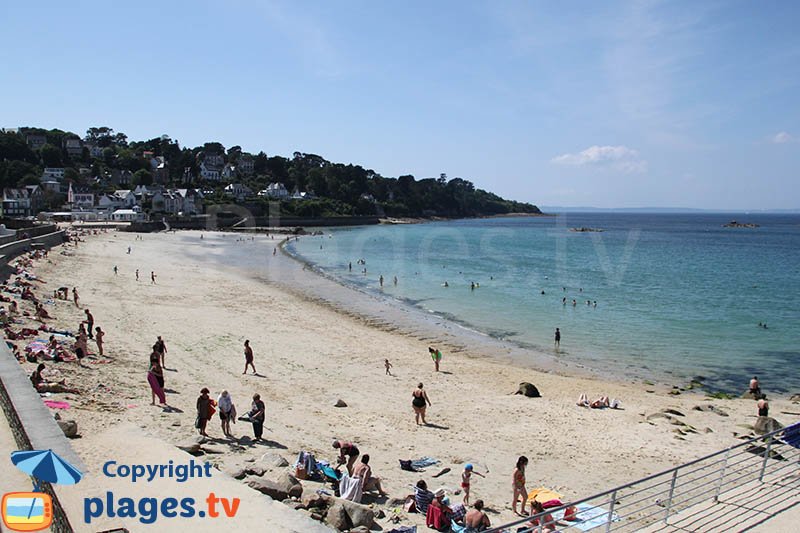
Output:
[
  {"xmin": 461, "ymin": 463, "xmax": 485, "ymax": 506},
  {"xmin": 153, "ymin": 336, "xmax": 167, "ymax": 368},
  {"xmin": 429, "ymin": 346, "xmax": 442, "ymax": 372},
  {"xmin": 135, "ymin": 269, "xmax": 139, "ymax": 281},
  {"xmin": 554, "ymin": 327, "xmax": 561, "ymax": 347},
  {"xmin": 243, "ymin": 340, "xmax": 256, "ymax": 374},
  {"xmin": 148, "ymin": 360, "xmax": 166, "ymax": 406},
  {"xmin": 249, "ymin": 393, "xmax": 265, "ymax": 441},
  {"xmin": 84, "ymin": 309, "xmax": 94, "ymax": 339},
  {"xmin": 196, "ymin": 388, "xmax": 213, "ymax": 437},
  {"xmin": 95, "ymin": 327, "xmax": 105, "ymax": 356},
  {"xmin": 72, "ymin": 287, "xmax": 80, "ymax": 308},
  {"xmin": 512, "ymin": 456, "xmax": 529, "ymax": 516},
  {"xmin": 217, "ymin": 390, "xmax": 236, "ymax": 438},
  {"xmin": 385, "ymin": 358, "xmax": 393, "ymax": 376},
  {"xmin": 412, "ymin": 382, "xmax": 432, "ymax": 425},
  {"xmin": 151, "ymin": 271, "xmax": 156, "ymax": 284},
  {"xmin": 113, "ymin": 265, "xmax": 118, "ymax": 275}
]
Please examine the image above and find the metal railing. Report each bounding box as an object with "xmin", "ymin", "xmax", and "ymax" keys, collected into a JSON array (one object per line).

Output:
[{"xmin": 486, "ymin": 422, "xmax": 800, "ymax": 532}]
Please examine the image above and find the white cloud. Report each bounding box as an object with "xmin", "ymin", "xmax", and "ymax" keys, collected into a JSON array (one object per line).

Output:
[
  {"xmin": 771, "ymin": 131, "xmax": 796, "ymax": 144},
  {"xmin": 551, "ymin": 145, "xmax": 647, "ymax": 173}
]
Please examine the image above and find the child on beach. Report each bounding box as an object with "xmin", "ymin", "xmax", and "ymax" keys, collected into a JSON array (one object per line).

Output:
[
  {"xmin": 95, "ymin": 327, "xmax": 105, "ymax": 356},
  {"xmin": 429, "ymin": 346, "xmax": 442, "ymax": 371},
  {"xmin": 512, "ymin": 456, "xmax": 529, "ymax": 516},
  {"xmin": 385, "ymin": 358, "xmax": 393, "ymax": 375},
  {"xmin": 461, "ymin": 463, "xmax": 485, "ymax": 505}
]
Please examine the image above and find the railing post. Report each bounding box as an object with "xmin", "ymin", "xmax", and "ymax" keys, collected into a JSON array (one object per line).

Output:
[
  {"xmin": 713, "ymin": 449, "xmax": 731, "ymax": 502},
  {"xmin": 664, "ymin": 469, "xmax": 678, "ymax": 523},
  {"xmin": 759, "ymin": 438, "xmax": 773, "ymax": 482},
  {"xmin": 605, "ymin": 490, "xmax": 617, "ymax": 533}
]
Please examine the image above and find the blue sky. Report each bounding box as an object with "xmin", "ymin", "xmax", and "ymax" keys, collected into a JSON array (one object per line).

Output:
[{"xmin": 2, "ymin": 0, "xmax": 798, "ymax": 209}]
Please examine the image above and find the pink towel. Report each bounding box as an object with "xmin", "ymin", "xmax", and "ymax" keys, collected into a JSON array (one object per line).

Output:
[{"xmin": 43, "ymin": 400, "xmax": 70, "ymax": 409}]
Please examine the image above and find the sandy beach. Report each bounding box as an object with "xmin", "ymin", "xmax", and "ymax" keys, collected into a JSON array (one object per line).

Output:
[{"xmin": 10, "ymin": 228, "xmax": 797, "ymax": 530}]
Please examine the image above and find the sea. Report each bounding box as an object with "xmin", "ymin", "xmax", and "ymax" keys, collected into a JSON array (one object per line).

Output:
[{"xmin": 286, "ymin": 213, "xmax": 800, "ymax": 394}]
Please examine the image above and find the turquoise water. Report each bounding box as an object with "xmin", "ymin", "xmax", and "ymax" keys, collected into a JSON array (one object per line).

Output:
[{"xmin": 287, "ymin": 213, "xmax": 800, "ymax": 393}]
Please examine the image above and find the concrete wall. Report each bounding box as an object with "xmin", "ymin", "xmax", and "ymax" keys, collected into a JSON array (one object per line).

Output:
[{"xmin": 0, "ymin": 230, "xmax": 67, "ymax": 280}]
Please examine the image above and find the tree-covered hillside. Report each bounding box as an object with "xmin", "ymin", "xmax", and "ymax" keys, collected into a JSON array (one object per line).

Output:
[{"xmin": 0, "ymin": 126, "xmax": 541, "ymax": 217}]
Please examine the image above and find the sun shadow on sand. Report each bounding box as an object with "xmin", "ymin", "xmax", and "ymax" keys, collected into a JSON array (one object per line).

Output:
[
  {"xmin": 255, "ymin": 439, "xmax": 287, "ymax": 449},
  {"xmin": 164, "ymin": 388, "xmax": 180, "ymax": 394},
  {"xmin": 161, "ymin": 406, "xmax": 183, "ymax": 413},
  {"xmin": 163, "ymin": 368, "xmax": 179, "ymax": 373},
  {"xmin": 424, "ymin": 423, "xmax": 449, "ymax": 430}
]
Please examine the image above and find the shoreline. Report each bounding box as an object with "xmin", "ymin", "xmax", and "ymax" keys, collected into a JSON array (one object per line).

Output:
[{"xmin": 10, "ymin": 229, "xmax": 797, "ymax": 530}]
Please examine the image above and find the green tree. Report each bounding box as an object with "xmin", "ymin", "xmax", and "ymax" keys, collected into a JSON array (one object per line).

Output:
[
  {"xmin": 40, "ymin": 144, "xmax": 62, "ymax": 167},
  {"xmin": 133, "ymin": 169, "xmax": 153, "ymax": 186}
]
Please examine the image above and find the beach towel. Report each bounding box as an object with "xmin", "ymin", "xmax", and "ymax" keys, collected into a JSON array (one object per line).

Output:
[
  {"xmin": 388, "ymin": 527, "xmax": 417, "ymax": 533},
  {"xmin": 338, "ymin": 471, "xmax": 363, "ymax": 503},
  {"xmin": 527, "ymin": 487, "xmax": 562, "ymax": 503},
  {"xmin": 548, "ymin": 502, "xmax": 620, "ymax": 532},
  {"xmin": 411, "ymin": 456, "xmax": 440, "ymax": 469},
  {"xmin": 43, "ymin": 400, "xmax": 70, "ymax": 409},
  {"xmin": 781, "ymin": 422, "xmax": 800, "ymax": 449},
  {"xmin": 425, "ymin": 504, "xmax": 448, "ymax": 531},
  {"xmin": 450, "ymin": 520, "xmax": 466, "ymax": 533},
  {"xmin": 320, "ymin": 464, "xmax": 340, "ymax": 482}
]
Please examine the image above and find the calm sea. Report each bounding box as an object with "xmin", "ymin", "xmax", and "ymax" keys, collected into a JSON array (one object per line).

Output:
[{"xmin": 287, "ymin": 213, "xmax": 800, "ymax": 393}]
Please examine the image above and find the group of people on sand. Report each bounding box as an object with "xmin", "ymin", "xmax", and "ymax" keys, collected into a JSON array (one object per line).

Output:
[
  {"xmin": 332, "ymin": 440, "xmax": 388, "ymax": 497},
  {"xmin": 195, "ymin": 387, "xmax": 266, "ymax": 441},
  {"xmin": 413, "ymin": 477, "xmax": 491, "ymax": 532}
]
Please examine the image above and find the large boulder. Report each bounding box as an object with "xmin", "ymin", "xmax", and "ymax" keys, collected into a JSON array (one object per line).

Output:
[
  {"xmin": 225, "ymin": 466, "xmax": 247, "ymax": 480},
  {"xmin": 515, "ymin": 382, "xmax": 541, "ymax": 398},
  {"xmin": 790, "ymin": 393, "xmax": 800, "ymax": 402},
  {"xmin": 245, "ymin": 477, "xmax": 289, "ymax": 501},
  {"xmin": 754, "ymin": 416, "xmax": 783, "ymax": 435},
  {"xmin": 245, "ymin": 465, "xmax": 266, "ymax": 477},
  {"xmin": 301, "ymin": 492, "xmax": 329, "ymax": 509},
  {"xmin": 57, "ymin": 419, "xmax": 78, "ymax": 438},
  {"xmin": 340, "ymin": 500, "xmax": 376, "ymax": 529},
  {"xmin": 260, "ymin": 452, "xmax": 289, "ymax": 468},
  {"xmin": 276, "ymin": 472, "xmax": 303, "ymax": 498},
  {"xmin": 325, "ymin": 501, "xmax": 352, "ymax": 531},
  {"xmin": 741, "ymin": 391, "xmax": 760, "ymax": 400}
]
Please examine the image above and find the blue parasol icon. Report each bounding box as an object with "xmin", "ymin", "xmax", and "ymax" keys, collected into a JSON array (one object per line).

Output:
[{"xmin": 10, "ymin": 449, "xmax": 83, "ymax": 491}]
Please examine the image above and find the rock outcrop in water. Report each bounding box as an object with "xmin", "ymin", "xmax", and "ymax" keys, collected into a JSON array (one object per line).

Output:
[
  {"xmin": 723, "ymin": 220, "xmax": 759, "ymax": 228},
  {"xmin": 569, "ymin": 227, "xmax": 604, "ymax": 232}
]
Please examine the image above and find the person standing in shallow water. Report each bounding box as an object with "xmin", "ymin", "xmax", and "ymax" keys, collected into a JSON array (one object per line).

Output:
[{"xmin": 554, "ymin": 328, "xmax": 561, "ymax": 347}]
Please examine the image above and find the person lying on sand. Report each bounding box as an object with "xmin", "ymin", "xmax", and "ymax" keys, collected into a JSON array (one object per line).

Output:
[{"xmin": 577, "ymin": 393, "xmax": 621, "ymax": 409}]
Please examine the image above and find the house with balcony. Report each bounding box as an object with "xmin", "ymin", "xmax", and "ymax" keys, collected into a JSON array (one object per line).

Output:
[{"xmin": 2, "ymin": 187, "xmax": 42, "ymax": 217}]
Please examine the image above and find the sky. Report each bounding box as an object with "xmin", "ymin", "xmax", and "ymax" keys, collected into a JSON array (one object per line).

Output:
[{"xmin": 1, "ymin": 0, "xmax": 799, "ymax": 209}]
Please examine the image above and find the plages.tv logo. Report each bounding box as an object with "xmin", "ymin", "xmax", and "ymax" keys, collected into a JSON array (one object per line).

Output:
[{"xmin": 3, "ymin": 449, "xmax": 83, "ymax": 532}]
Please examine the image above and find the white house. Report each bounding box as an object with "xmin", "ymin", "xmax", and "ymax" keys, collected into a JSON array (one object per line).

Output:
[
  {"xmin": 113, "ymin": 189, "xmax": 137, "ymax": 208},
  {"xmin": 224, "ymin": 183, "xmax": 252, "ymax": 201},
  {"xmin": 199, "ymin": 162, "xmax": 221, "ymax": 181},
  {"xmin": 290, "ymin": 188, "xmax": 316, "ymax": 200},
  {"xmin": 2, "ymin": 188, "xmax": 32, "ymax": 217},
  {"xmin": 111, "ymin": 207, "xmax": 145, "ymax": 222},
  {"xmin": 42, "ymin": 168, "xmax": 65, "ymax": 181},
  {"xmin": 97, "ymin": 194, "xmax": 123, "ymax": 210},
  {"xmin": 222, "ymin": 163, "xmax": 237, "ymax": 180},
  {"xmin": 67, "ymin": 184, "xmax": 95, "ymax": 209},
  {"xmin": 260, "ymin": 182, "xmax": 289, "ymax": 199},
  {"xmin": 151, "ymin": 188, "xmax": 203, "ymax": 215}
]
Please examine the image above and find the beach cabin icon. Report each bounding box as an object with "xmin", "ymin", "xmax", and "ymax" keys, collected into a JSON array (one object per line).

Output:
[{"xmin": 1, "ymin": 492, "xmax": 53, "ymax": 532}]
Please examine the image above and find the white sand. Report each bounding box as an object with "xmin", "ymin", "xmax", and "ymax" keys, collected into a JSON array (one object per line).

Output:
[{"xmin": 14, "ymin": 229, "xmax": 797, "ymax": 530}]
